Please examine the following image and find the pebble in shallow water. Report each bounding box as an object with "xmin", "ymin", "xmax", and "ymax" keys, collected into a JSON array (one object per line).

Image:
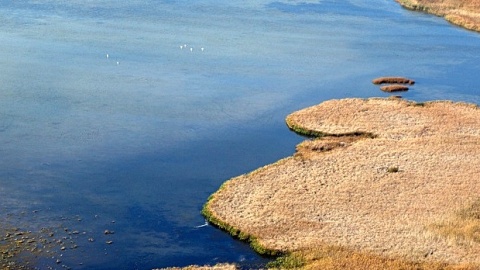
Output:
[{"xmin": 2, "ymin": 211, "xmax": 118, "ymax": 269}]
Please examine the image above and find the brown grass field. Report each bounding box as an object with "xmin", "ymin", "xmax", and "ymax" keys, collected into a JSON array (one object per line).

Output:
[
  {"xmin": 202, "ymin": 98, "xmax": 480, "ymax": 269},
  {"xmin": 157, "ymin": 264, "xmax": 237, "ymax": 270},
  {"xmin": 396, "ymin": 0, "xmax": 480, "ymax": 32}
]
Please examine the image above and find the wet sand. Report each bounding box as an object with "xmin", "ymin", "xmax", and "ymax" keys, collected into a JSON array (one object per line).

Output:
[{"xmin": 203, "ymin": 98, "xmax": 480, "ymax": 268}]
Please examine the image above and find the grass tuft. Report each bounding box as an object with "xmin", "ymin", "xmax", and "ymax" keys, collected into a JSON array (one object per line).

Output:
[
  {"xmin": 429, "ymin": 198, "xmax": 480, "ymax": 244},
  {"xmin": 387, "ymin": 166, "xmax": 400, "ymax": 173},
  {"xmin": 266, "ymin": 253, "xmax": 306, "ymax": 269},
  {"xmin": 412, "ymin": 102, "xmax": 425, "ymax": 107},
  {"xmin": 458, "ymin": 199, "xmax": 480, "ymax": 220}
]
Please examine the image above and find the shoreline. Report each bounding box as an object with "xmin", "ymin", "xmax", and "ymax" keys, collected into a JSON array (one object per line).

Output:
[
  {"xmin": 203, "ymin": 98, "xmax": 480, "ymax": 269},
  {"xmin": 196, "ymin": 2, "xmax": 480, "ymax": 268},
  {"xmin": 395, "ymin": 0, "xmax": 480, "ymax": 32}
]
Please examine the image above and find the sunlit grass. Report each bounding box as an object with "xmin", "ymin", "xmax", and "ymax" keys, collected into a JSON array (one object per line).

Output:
[
  {"xmin": 429, "ymin": 198, "xmax": 480, "ymax": 244},
  {"xmin": 268, "ymin": 245, "xmax": 478, "ymax": 270}
]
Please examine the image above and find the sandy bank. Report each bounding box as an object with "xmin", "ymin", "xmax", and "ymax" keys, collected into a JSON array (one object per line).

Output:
[
  {"xmin": 396, "ymin": 0, "xmax": 480, "ymax": 32},
  {"xmin": 203, "ymin": 98, "xmax": 480, "ymax": 268}
]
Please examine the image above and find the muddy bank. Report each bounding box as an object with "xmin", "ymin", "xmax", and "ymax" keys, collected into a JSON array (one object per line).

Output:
[{"xmin": 203, "ymin": 98, "xmax": 480, "ymax": 268}]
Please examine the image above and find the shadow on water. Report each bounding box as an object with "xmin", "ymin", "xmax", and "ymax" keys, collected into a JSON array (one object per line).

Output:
[{"xmin": 0, "ymin": 118, "xmax": 301, "ymax": 269}]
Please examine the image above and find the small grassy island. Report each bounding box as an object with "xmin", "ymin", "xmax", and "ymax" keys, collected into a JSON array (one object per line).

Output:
[
  {"xmin": 380, "ymin": 84, "xmax": 410, "ymax": 92},
  {"xmin": 372, "ymin": 76, "xmax": 414, "ymax": 93},
  {"xmin": 201, "ymin": 98, "xmax": 480, "ymax": 269},
  {"xmin": 372, "ymin": 77, "xmax": 415, "ymax": 85}
]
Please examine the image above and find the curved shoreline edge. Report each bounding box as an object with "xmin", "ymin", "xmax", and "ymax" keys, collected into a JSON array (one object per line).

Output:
[
  {"xmin": 202, "ymin": 97, "xmax": 480, "ymax": 269},
  {"xmin": 395, "ymin": 0, "xmax": 480, "ymax": 32},
  {"xmin": 193, "ymin": 0, "xmax": 480, "ymax": 268}
]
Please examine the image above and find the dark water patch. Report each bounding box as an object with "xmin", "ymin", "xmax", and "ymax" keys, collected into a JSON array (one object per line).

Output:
[{"xmin": 0, "ymin": 120, "xmax": 297, "ymax": 269}]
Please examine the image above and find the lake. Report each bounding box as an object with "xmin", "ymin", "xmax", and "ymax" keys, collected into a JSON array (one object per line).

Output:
[{"xmin": 0, "ymin": 0, "xmax": 479, "ymax": 269}]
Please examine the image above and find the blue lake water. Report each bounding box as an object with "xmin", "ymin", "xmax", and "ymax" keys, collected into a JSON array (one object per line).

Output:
[{"xmin": 0, "ymin": 0, "xmax": 479, "ymax": 269}]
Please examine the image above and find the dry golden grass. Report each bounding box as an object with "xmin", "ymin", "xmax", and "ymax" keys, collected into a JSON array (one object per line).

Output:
[
  {"xmin": 204, "ymin": 98, "xmax": 480, "ymax": 269},
  {"xmin": 429, "ymin": 198, "xmax": 480, "ymax": 245},
  {"xmin": 273, "ymin": 245, "xmax": 478, "ymax": 270},
  {"xmin": 156, "ymin": 263, "xmax": 237, "ymax": 270},
  {"xmin": 294, "ymin": 135, "xmax": 377, "ymax": 161},
  {"xmin": 372, "ymin": 77, "xmax": 415, "ymax": 85},
  {"xmin": 396, "ymin": 0, "xmax": 480, "ymax": 32}
]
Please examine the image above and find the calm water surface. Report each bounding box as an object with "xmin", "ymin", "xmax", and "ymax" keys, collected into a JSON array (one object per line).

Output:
[{"xmin": 0, "ymin": 0, "xmax": 479, "ymax": 269}]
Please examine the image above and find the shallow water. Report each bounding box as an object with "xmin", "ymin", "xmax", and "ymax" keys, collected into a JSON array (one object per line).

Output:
[{"xmin": 0, "ymin": 0, "xmax": 479, "ymax": 269}]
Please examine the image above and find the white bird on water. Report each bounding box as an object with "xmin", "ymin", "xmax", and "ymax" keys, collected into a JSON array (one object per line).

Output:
[
  {"xmin": 195, "ymin": 220, "xmax": 209, "ymax": 228},
  {"xmin": 106, "ymin": 53, "xmax": 109, "ymax": 59},
  {"xmin": 179, "ymin": 43, "xmax": 205, "ymax": 52}
]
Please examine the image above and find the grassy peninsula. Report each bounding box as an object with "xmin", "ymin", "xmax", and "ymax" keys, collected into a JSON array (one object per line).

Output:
[
  {"xmin": 202, "ymin": 98, "xmax": 480, "ymax": 269},
  {"xmin": 164, "ymin": 1, "xmax": 480, "ymax": 269}
]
